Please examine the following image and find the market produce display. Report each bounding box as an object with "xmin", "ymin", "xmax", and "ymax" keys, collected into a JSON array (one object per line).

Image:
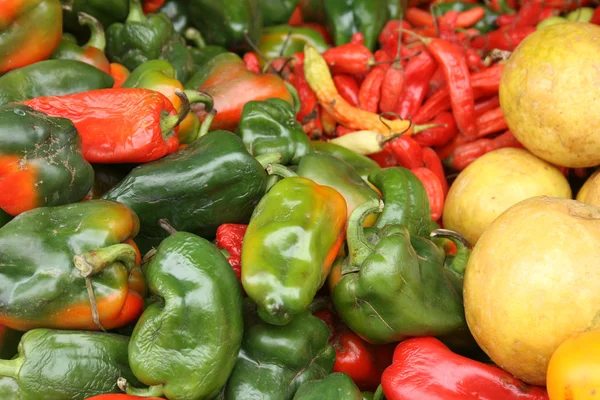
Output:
[{"xmin": 1, "ymin": 0, "xmax": 600, "ymax": 399}]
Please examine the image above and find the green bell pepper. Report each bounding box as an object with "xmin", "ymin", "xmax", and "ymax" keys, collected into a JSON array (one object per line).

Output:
[
  {"xmin": 160, "ymin": 34, "xmax": 195, "ymax": 83},
  {"xmin": 242, "ymin": 166, "xmax": 347, "ymax": 325},
  {"xmin": 237, "ymin": 98, "xmax": 313, "ymax": 165},
  {"xmin": 258, "ymin": 25, "xmax": 330, "ymax": 61},
  {"xmin": 102, "ymin": 114, "xmax": 277, "ymax": 253},
  {"xmin": 184, "ymin": 28, "xmax": 229, "ymax": 74},
  {"xmin": 312, "ymin": 141, "xmax": 381, "ymax": 181},
  {"xmin": 0, "ymin": 60, "xmax": 114, "ymax": 105},
  {"xmin": 293, "ymin": 373, "xmax": 363, "ymax": 399},
  {"xmin": 62, "ymin": 0, "xmax": 129, "ymax": 38},
  {"xmin": 223, "ymin": 301, "xmax": 335, "ymax": 399},
  {"xmin": 158, "ymin": 0, "xmax": 189, "ymax": 34},
  {"xmin": 187, "ymin": 0, "xmax": 262, "ymax": 51},
  {"xmin": 0, "ymin": 377, "xmax": 17, "ymax": 400},
  {"xmin": 296, "ymin": 152, "xmax": 380, "ymax": 225},
  {"xmin": 324, "ymin": 0, "xmax": 389, "ymax": 51},
  {"xmin": 0, "ymin": 105, "xmax": 94, "ymax": 217},
  {"xmin": 331, "ymin": 198, "xmax": 468, "ymax": 344},
  {"xmin": 259, "ymin": 0, "xmax": 300, "ymax": 27},
  {"xmin": 51, "ymin": 12, "xmax": 108, "ymax": 68},
  {"xmin": 119, "ymin": 224, "xmax": 243, "ymax": 399},
  {"xmin": 432, "ymin": 2, "xmax": 500, "ymax": 34},
  {"xmin": 0, "ymin": 329, "xmax": 141, "ymax": 399},
  {"xmin": 0, "ymin": 200, "xmax": 145, "ymax": 332},
  {"xmin": 368, "ymin": 167, "xmax": 431, "ymax": 237}
]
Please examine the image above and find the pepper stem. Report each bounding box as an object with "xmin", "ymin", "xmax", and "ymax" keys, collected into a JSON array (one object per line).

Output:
[
  {"xmin": 344, "ymin": 198, "xmax": 385, "ymax": 274},
  {"xmin": 160, "ymin": 89, "xmax": 191, "ymax": 138},
  {"xmin": 126, "ymin": 0, "xmax": 146, "ymax": 23},
  {"xmin": 73, "ymin": 243, "xmax": 138, "ymax": 332},
  {"xmin": 265, "ymin": 163, "xmax": 298, "ymax": 178},
  {"xmin": 413, "ymin": 122, "xmax": 444, "ymax": 134},
  {"xmin": 0, "ymin": 357, "xmax": 23, "ymax": 379},
  {"xmin": 400, "ymin": 28, "xmax": 431, "ymax": 45},
  {"xmin": 255, "ymin": 153, "xmax": 283, "ymax": 168},
  {"xmin": 431, "ymin": 229, "xmax": 472, "ymax": 277},
  {"xmin": 78, "ymin": 12, "xmax": 106, "ymax": 51},
  {"xmin": 184, "ymin": 27, "xmax": 206, "ymax": 48},
  {"xmin": 184, "ymin": 89, "xmax": 213, "ymax": 112},
  {"xmin": 198, "ymin": 109, "xmax": 217, "ymax": 137},
  {"xmin": 118, "ymin": 378, "xmax": 165, "ymax": 397},
  {"xmin": 158, "ymin": 218, "xmax": 178, "ymax": 235}
]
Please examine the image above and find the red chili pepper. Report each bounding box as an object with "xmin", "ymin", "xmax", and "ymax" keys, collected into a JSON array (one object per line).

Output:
[
  {"xmin": 378, "ymin": 20, "xmax": 413, "ymax": 56},
  {"xmin": 379, "ymin": 63, "xmax": 405, "ymax": 113},
  {"xmin": 422, "ymin": 147, "xmax": 449, "ymax": 195},
  {"xmin": 142, "ymin": 0, "xmax": 165, "ymax": 13},
  {"xmin": 405, "ymin": 7, "xmax": 435, "ymax": 27},
  {"xmin": 470, "ymin": 26, "xmax": 536, "ymax": 52},
  {"xmin": 358, "ymin": 65, "xmax": 387, "ymax": 113},
  {"xmin": 22, "ymin": 88, "xmax": 187, "ymax": 164},
  {"xmin": 290, "ymin": 63, "xmax": 319, "ymax": 127},
  {"xmin": 411, "ymin": 167, "xmax": 444, "ymax": 220},
  {"xmin": 465, "ymin": 47, "xmax": 485, "ymax": 72},
  {"xmin": 333, "ymin": 74, "xmax": 360, "ymax": 107},
  {"xmin": 336, "ymin": 125, "xmax": 355, "ymax": 136},
  {"xmin": 496, "ymin": 14, "xmax": 517, "ymax": 27},
  {"xmin": 447, "ymin": 130, "xmax": 523, "ymax": 171},
  {"xmin": 287, "ymin": 4, "xmax": 303, "ymax": 25},
  {"xmin": 350, "ymin": 31, "xmax": 365, "ymax": 45},
  {"xmin": 438, "ymin": 10, "xmax": 459, "ymax": 42},
  {"xmin": 215, "ymin": 223, "xmax": 247, "ymax": 284},
  {"xmin": 591, "ymin": 7, "xmax": 600, "ymax": 25},
  {"xmin": 323, "ymin": 43, "xmax": 375, "ymax": 75},
  {"xmin": 381, "ymin": 337, "xmax": 550, "ymax": 400},
  {"xmin": 475, "ymin": 106, "xmax": 507, "ymax": 137},
  {"xmin": 388, "ymin": 136, "xmax": 424, "ymax": 170},
  {"xmin": 369, "ymin": 144, "xmax": 398, "ymax": 168},
  {"xmin": 474, "ymin": 95, "xmax": 500, "ymax": 117},
  {"xmin": 426, "ymin": 66, "xmax": 447, "ymax": 98},
  {"xmin": 514, "ymin": 0, "xmax": 544, "ymax": 28},
  {"xmin": 538, "ymin": 7, "xmax": 557, "ymax": 23},
  {"xmin": 395, "ymin": 50, "xmax": 437, "ymax": 119},
  {"xmin": 456, "ymin": 7, "xmax": 486, "ymax": 28},
  {"xmin": 243, "ymin": 52, "xmax": 261, "ymax": 74},
  {"xmin": 413, "ymin": 112, "xmax": 458, "ymax": 147}
]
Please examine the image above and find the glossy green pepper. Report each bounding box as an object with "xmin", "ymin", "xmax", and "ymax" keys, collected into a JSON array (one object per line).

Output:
[
  {"xmin": 258, "ymin": 25, "xmax": 329, "ymax": 61},
  {"xmin": 160, "ymin": 34, "xmax": 195, "ymax": 83},
  {"xmin": 0, "ymin": 104, "xmax": 94, "ymax": 217},
  {"xmin": 259, "ymin": 0, "xmax": 300, "ymax": 26},
  {"xmin": 296, "ymin": 152, "xmax": 380, "ymax": 225},
  {"xmin": 0, "ymin": 376, "xmax": 17, "ymax": 400},
  {"xmin": 237, "ymin": 98, "xmax": 313, "ymax": 165},
  {"xmin": 332, "ymin": 198, "xmax": 468, "ymax": 344},
  {"xmin": 62, "ymin": 0, "xmax": 129, "ymax": 38},
  {"xmin": 158, "ymin": 0, "xmax": 190, "ymax": 33},
  {"xmin": 0, "ymin": 60, "xmax": 114, "ymax": 105},
  {"xmin": 386, "ymin": 0, "xmax": 402, "ymax": 19},
  {"xmin": 119, "ymin": 225, "xmax": 243, "ymax": 399},
  {"xmin": 0, "ymin": 329, "xmax": 141, "ymax": 399},
  {"xmin": 293, "ymin": 373, "xmax": 363, "ymax": 399},
  {"xmin": 368, "ymin": 167, "xmax": 431, "ymax": 237},
  {"xmin": 187, "ymin": 0, "xmax": 262, "ymax": 51},
  {"xmin": 223, "ymin": 301, "xmax": 336, "ymax": 399},
  {"xmin": 432, "ymin": 2, "xmax": 500, "ymax": 34},
  {"xmin": 242, "ymin": 166, "xmax": 347, "ymax": 325},
  {"xmin": 102, "ymin": 114, "xmax": 277, "ymax": 253},
  {"xmin": 184, "ymin": 28, "xmax": 229, "ymax": 74},
  {"xmin": 312, "ymin": 141, "xmax": 381, "ymax": 181},
  {"xmin": 324, "ymin": 0, "xmax": 389, "ymax": 51},
  {"xmin": 0, "ymin": 200, "xmax": 145, "ymax": 332}
]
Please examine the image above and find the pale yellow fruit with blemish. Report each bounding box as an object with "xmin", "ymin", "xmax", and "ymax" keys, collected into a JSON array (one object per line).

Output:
[
  {"xmin": 443, "ymin": 148, "xmax": 571, "ymax": 245},
  {"xmin": 499, "ymin": 22, "xmax": 600, "ymax": 167},
  {"xmin": 576, "ymin": 169, "xmax": 600, "ymax": 207},
  {"xmin": 464, "ymin": 196, "xmax": 600, "ymax": 386}
]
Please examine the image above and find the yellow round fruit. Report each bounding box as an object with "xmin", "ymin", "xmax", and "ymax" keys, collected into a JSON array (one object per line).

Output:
[
  {"xmin": 443, "ymin": 148, "xmax": 571, "ymax": 245},
  {"xmin": 576, "ymin": 170, "xmax": 600, "ymax": 207},
  {"xmin": 547, "ymin": 330, "xmax": 600, "ymax": 400},
  {"xmin": 499, "ymin": 22, "xmax": 600, "ymax": 168},
  {"xmin": 464, "ymin": 196, "xmax": 600, "ymax": 386}
]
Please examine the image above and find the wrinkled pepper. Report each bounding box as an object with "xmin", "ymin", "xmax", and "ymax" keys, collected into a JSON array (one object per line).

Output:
[
  {"xmin": 185, "ymin": 52, "xmax": 294, "ymax": 131},
  {"xmin": 293, "ymin": 373, "xmax": 363, "ymax": 399},
  {"xmin": 0, "ymin": 200, "xmax": 145, "ymax": 331},
  {"xmin": 259, "ymin": 0, "xmax": 300, "ymax": 26},
  {"xmin": 61, "ymin": 0, "xmax": 129, "ymax": 38},
  {"xmin": 0, "ymin": 104, "xmax": 94, "ymax": 216},
  {"xmin": 381, "ymin": 337, "xmax": 549, "ymax": 400},
  {"xmin": 187, "ymin": 0, "xmax": 262, "ymax": 50},
  {"xmin": 0, "ymin": 329, "xmax": 142, "ymax": 399},
  {"xmin": 118, "ymin": 223, "xmax": 243, "ymax": 400},
  {"xmin": 432, "ymin": 2, "xmax": 500, "ymax": 34},
  {"xmin": 22, "ymin": 88, "xmax": 189, "ymax": 164},
  {"xmin": 102, "ymin": 114, "xmax": 278, "ymax": 252},
  {"xmin": 312, "ymin": 141, "xmax": 381, "ymax": 181},
  {"xmin": 237, "ymin": 98, "xmax": 313, "ymax": 165},
  {"xmin": 242, "ymin": 166, "xmax": 347, "ymax": 325},
  {"xmin": 296, "ymin": 152, "xmax": 381, "ymax": 225},
  {"xmin": 258, "ymin": 25, "xmax": 329, "ymax": 61},
  {"xmin": 331, "ymin": 198, "xmax": 467, "ymax": 344},
  {"xmin": 324, "ymin": 0, "xmax": 389, "ymax": 51},
  {"xmin": 223, "ymin": 301, "xmax": 336, "ymax": 399},
  {"xmin": 0, "ymin": 0, "xmax": 63, "ymax": 73},
  {"xmin": 0, "ymin": 60, "xmax": 114, "ymax": 105},
  {"xmin": 50, "ymin": 12, "xmax": 111, "ymax": 74}
]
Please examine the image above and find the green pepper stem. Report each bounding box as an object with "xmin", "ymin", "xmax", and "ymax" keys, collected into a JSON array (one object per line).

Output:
[
  {"xmin": 255, "ymin": 153, "xmax": 283, "ymax": 168},
  {"xmin": 198, "ymin": 109, "xmax": 217, "ymax": 138},
  {"xmin": 78, "ymin": 12, "xmax": 106, "ymax": 51},
  {"xmin": 160, "ymin": 89, "xmax": 191, "ymax": 138},
  {"xmin": 184, "ymin": 89, "xmax": 213, "ymax": 112},
  {"xmin": 284, "ymin": 81, "xmax": 301, "ymax": 115},
  {"xmin": 373, "ymin": 384, "xmax": 385, "ymax": 400},
  {"xmin": 126, "ymin": 0, "xmax": 146, "ymax": 23},
  {"xmin": 118, "ymin": 378, "xmax": 165, "ymax": 397},
  {"xmin": 185, "ymin": 27, "xmax": 206, "ymax": 48},
  {"xmin": 430, "ymin": 229, "xmax": 472, "ymax": 276},
  {"xmin": 345, "ymin": 198, "xmax": 385, "ymax": 273},
  {"xmin": 0, "ymin": 357, "xmax": 23, "ymax": 379},
  {"xmin": 158, "ymin": 218, "xmax": 178, "ymax": 235},
  {"xmin": 265, "ymin": 163, "xmax": 298, "ymax": 178}
]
